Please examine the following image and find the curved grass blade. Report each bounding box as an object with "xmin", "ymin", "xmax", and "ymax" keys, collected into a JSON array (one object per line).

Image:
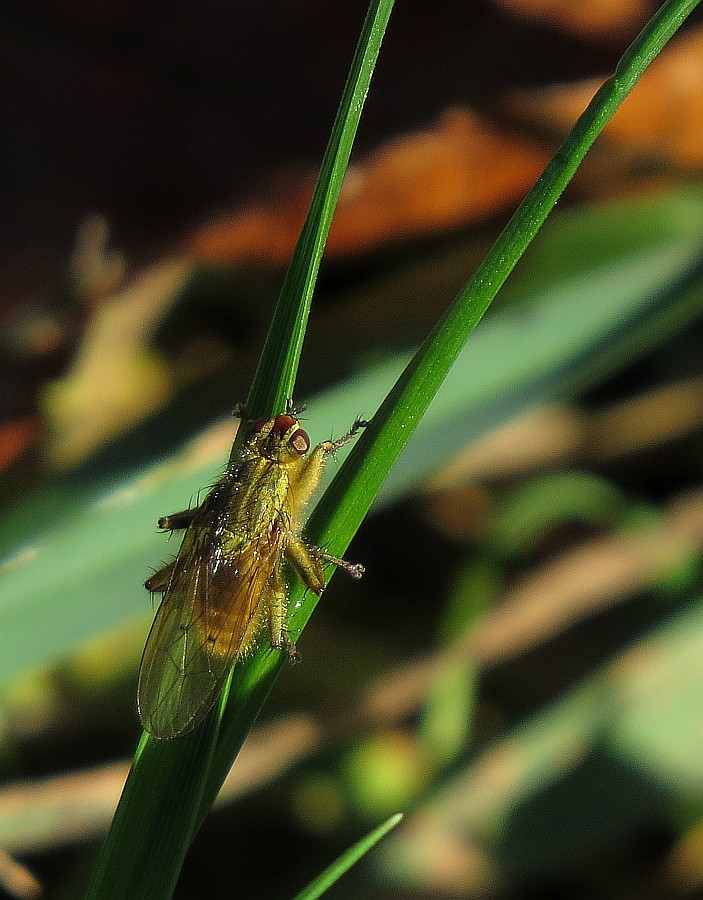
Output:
[
  {"xmin": 202, "ymin": 0, "xmax": 702, "ymax": 829},
  {"xmin": 243, "ymin": 1, "xmax": 396, "ymax": 423},
  {"xmin": 291, "ymin": 813, "xmax": 403, "ymax": 900},
  {"xmin": 86, "ymin": 2, "xmax": 395, "ymax": 898}
]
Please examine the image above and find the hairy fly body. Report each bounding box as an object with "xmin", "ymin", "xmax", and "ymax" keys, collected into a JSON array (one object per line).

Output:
[{"xmin": 138, "ymin": 410, "xmax": 365, "ymax": 739}]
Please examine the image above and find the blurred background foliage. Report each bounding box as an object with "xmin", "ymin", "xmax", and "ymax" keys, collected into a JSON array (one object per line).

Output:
[{"xmin": 1, "ymin": 1, "xmax": 703, "ymax": 898}]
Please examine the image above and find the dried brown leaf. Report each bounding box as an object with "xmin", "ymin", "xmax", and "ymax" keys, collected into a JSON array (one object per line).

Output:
[
  {"xmin": 189, "ymin": 108, "xmax": 549, "ymax": 265},
  {"xmin": 508, "ymin": 26, "xmax": 703, "ymax": 168},
  {"xmin": 495, "ymin": 0, "xmax": 654, "ymax": 41}
]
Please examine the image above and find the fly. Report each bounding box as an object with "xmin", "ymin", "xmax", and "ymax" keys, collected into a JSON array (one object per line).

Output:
[{"xmin": 137, "ymin": 406, "xmax": 366, "ymax": 739}]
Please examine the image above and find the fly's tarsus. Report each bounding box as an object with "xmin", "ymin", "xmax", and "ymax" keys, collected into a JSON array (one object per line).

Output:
[
  {"xmin": 306, "ymin": 545, "xmax": 365, "ymax": 580},
  {"xmin": 319, "ymin": 549, "xmax": 365, "ymax": 579},
  {"xmin": 321, "ymin": 417, "xmax": 368, "ymax": 455},
  {"xmin": 287, "ymin": 398, "xmax": 307, "ymax": 415},
  {"xmin": 284, "ymin": 632, "xmax": 301, "ymax": 663}
]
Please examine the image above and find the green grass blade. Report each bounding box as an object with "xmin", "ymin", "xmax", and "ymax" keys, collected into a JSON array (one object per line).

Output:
[
  {"xmin": 200, "ymin": 0, "xmax": 700, "ymax": 830},
  {"xmin": 300, "ymin": 0, "xmax": 702, "ymax": 589},
  {"xmin": 245, "ymin": 0, "xmax": 396, "ymax": 422},
  {"xmin": 291, "ymin": 814, "xmax": 403, "ymax": 900},
  {"xmin": 86, "ymin": 718, "xmax": 222, "ymax": 900},
  {"xmin": 86, "ymin": 2, "xmax": 394, "ymax": 898},
  {"xmin": 84, "ymin": 1, "xmax": 698, "ymax": 895},
  {"xmin": 3, "ymin": 193, "xmax": 701, "ymax": 696}
]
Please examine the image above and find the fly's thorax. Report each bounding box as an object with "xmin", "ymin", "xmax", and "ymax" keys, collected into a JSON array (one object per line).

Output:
[
  {"xmin": 218, "ymin": 411, "xmax": 326, "ymax": 547},
  {"xmin": 223, "ymin": 450, "xmax": 293, "ymax": 542}
]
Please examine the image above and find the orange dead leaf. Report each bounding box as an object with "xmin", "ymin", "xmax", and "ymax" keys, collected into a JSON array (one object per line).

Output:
[
  {"xmin": 494, "ymin": 0, "xmax": 654, "ymax": 41},
  {"xmin": 0, "ymin": 416, "xmax": 41, "ymax": 472},
  {"xmin": 508, "ymin": 25, "xmax": 703, "ymax": 168},
  {"xmin": 189, "ymin": 108, "xmax": 549, "ymax": 265}
]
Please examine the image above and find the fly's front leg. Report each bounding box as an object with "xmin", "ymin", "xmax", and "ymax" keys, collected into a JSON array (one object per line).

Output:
[
  {"xmin": 319, "ymin": 417, "xmax": 368, "ymax": 455},
  {"xmin": 286, "ymin": 416, "xmax": 367, "ymax": 582},
  {"xmin": 291, "ymin": 417, "xmax": 368, "ymax": 509}
]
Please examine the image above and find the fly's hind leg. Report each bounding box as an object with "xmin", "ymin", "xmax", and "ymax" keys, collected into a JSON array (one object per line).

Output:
[
  {"xmin": 266, "ymin": 565, "xmax": 300, "ymax": 662},
  {"xmin": 144, "ymin": 559, "xmax": 176, "ymax": 593}
]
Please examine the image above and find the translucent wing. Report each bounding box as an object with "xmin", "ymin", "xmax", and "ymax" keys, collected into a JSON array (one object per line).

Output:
[{"xmin": 138, "ymin": 505, "xmax": 284, "ymax": 739}]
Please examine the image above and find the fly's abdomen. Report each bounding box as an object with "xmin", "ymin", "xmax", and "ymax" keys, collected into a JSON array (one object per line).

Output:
[
  {"xmin": 196, "ymin": 515, "xmax": 286, "ymax": 660},
  {"xmin": 198, "ymin": 594, "xmax": 262, "ymax": 658}
]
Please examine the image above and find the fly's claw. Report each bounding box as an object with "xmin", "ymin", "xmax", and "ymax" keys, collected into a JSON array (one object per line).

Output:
[
  {"xmin": 345, "ymin": 562, "xmax": 365, "ymax": 579},
  {"xmin": 319, "ymin": 549, "xmax": 365, "ymax": 580},
  {"xmin": 285, "ymin": 633, "xmax": 302, "ymax": 664}
]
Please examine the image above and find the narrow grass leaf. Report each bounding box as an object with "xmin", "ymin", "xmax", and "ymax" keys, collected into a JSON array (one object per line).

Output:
[
  {"xmin": 204, "ymin": 0, "xmax": 701, "ymax": 830},
  {"xmin": 87, "ymin": 2, "xmax": 395, "ymax": 897},
  {"xmin": 291, "ymin": 813, "xmax": 403, "ymax": 900}
]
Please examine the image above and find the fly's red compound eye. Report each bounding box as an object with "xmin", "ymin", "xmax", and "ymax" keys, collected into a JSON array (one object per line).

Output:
[
  {"xmin": 272, "ymin": 414, "xmax": 297, "ymax": 433},
  {"xmin": 289, "ymin": 428, "xmax": 310, "ymax": 455}
]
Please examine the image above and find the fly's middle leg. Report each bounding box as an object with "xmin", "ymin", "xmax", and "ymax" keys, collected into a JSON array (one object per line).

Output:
[
  {"xmin": 317, "ymin": 548, "xmax": 364, "ymax": 579},
  {"xmin": 286, "ymin": 535, "xmax": 326, "ymax": 594},
  {"xmin": 286, "ymin": 535, "xmax": 364, "ymax": 589},
  {"xmin": 157, "ymin": 508, "xmax": 199, "ymax": 531}
]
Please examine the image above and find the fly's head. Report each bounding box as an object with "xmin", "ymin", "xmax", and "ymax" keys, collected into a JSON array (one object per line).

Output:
[{"xmin": 249, "ymin": 413, "xmax": 310, "ymax": 464}]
